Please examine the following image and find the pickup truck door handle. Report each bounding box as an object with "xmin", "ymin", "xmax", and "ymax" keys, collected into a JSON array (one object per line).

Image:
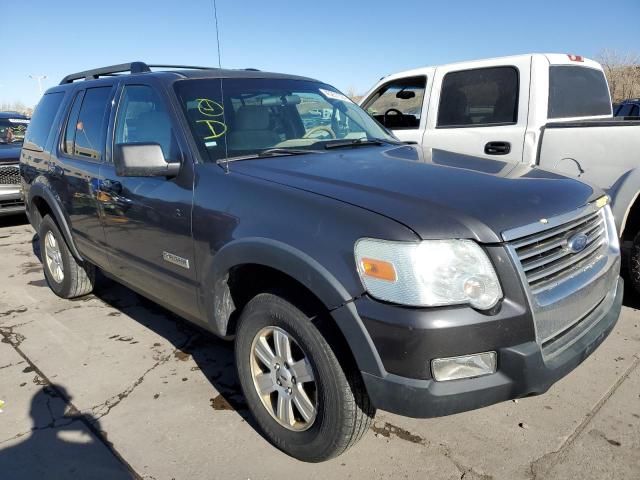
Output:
[{"xmin": 484, "ymin": 141, "xmax": 511, "ymax": 155}]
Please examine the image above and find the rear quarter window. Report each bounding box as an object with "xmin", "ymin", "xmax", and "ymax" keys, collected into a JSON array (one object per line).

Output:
[
  {"xmin": 23, "ymin": 92, "xmax": 65, "ymax": 151},
  {"xmin": 548, "ymin": 66, "xmax": 611, "ymax": 118}
]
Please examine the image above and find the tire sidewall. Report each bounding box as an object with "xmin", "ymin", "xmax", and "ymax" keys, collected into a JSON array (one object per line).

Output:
[
  {"xmin": 39, "ymin": 216, "xmax": 73, "ymax": 298},
  {"xmin": 235, "ymin": 294, "xmax": 350, "ymax": 462}
]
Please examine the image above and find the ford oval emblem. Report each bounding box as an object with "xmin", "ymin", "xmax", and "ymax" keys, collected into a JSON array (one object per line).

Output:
[{"xmin": 566, "ymin": 233, "xmax": 588, "ymax": 253}]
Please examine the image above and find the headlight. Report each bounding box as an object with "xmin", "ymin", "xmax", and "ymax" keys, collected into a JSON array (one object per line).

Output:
[{"xmin": 354, "ymin": 238, "xmax": 502, "ymax": 309}]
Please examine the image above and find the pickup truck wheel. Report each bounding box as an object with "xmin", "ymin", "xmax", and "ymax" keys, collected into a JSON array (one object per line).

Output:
[
  {"xmin": 39, "ymin": 215, "xmax": 95, "ymax": 299},
  {"xmin": 235, "ymin": 293, "xmax": 375, "ymax": 462},
  {"xmin": 628, "ymin": 231, "xmax": 640, "ymax": 295}
]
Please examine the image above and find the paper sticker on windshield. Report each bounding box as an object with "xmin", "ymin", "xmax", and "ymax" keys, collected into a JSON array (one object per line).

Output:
[
  {"xmin": 319, "ymin": 88, "xmax": 353, "ymax": 104},
  {"xmin": 8, "ymin": 119, "xmax": 30, "ymax": 124}
]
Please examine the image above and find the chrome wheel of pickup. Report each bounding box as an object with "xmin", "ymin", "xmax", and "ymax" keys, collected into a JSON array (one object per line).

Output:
[
  {"xmin": 44, "ymin": 231, "xmax": 64, "ymax": 283},
  {"xmin": 250, "ymin": 326, "xmax": 317, "ymax": 431}
]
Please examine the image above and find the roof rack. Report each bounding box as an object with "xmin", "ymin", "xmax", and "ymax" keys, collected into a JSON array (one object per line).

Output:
[{"xmin": 59, "ymin": 62, "xmax": 221, "ymax": 84}]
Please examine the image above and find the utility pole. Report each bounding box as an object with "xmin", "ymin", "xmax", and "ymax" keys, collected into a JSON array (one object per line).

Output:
[{"xmin": 28, "ymin": 74, "xmax": 47, "ymax": 96}]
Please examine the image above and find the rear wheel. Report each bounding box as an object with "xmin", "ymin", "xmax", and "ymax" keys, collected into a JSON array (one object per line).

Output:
[
  {"xmin": 235, "ymin": 293, "xmax": 375, "ymax": 462},
  {"xmin": 39, "ymin": 215, "xmax": 95, "ymax": 298}
]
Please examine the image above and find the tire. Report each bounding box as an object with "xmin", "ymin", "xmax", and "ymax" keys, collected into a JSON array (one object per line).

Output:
[
  {"xmin": 627, "ymin": 230, "xmax": 640, "ymax": 295},
  {"xmin": 235, "ymin": 293, "xmax": 375, "ymax": 462},
  {"xmin": 39, "ymin": 215, "xmax": 95, "ymax": 299}
]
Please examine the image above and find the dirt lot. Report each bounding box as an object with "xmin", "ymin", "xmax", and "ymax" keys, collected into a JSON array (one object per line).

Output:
[{"xmin": 0, "ymin": 215, "xmax": 639, "ymax": 480}]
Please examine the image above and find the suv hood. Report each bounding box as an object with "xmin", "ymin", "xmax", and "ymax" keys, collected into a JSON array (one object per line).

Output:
[
  {"xmin": 0, "ymin": 144, "xmax": 22, "ymax": 165},
  {"xmin": 230, "ymin": 146, "xmax": 599, "ymax": 243}
]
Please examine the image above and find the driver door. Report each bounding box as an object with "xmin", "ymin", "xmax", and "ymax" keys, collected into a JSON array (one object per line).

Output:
[{"xmin": 361, "ymin": 74, "xmax": 431, "ymax": 143}]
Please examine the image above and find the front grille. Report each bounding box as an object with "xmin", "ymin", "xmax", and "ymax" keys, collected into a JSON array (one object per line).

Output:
[
  {"xmin": 510, "ymin": 209, "xmax": 606, "ymax": 294},
  {"xmin": 0, "ymin": 165, "xmax": 20, "ymax": 185}
]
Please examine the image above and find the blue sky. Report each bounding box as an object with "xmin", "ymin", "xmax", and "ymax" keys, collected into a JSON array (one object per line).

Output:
[{"xmin": 2, "ymin": 0, "xmax": 638, "ymax": 107}]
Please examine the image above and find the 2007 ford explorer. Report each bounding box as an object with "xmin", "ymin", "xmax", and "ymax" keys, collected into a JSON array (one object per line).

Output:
[{"xmin": 20, "ymin": 62, "xmax": 622, "ymax": 462}]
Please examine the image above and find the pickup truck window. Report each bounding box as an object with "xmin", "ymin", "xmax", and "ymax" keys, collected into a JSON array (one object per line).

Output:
[
  {"xmin": 548, "ymin": 66, "xmax": 611, "ymax": 118},
  {"xmin": 174, "ymin": 78, "xmax": 395, "ymax": 162},
  {"xmin": 23, "ymin": 92, "xmax": 64, "ymax": 151},
  {"xmin": 114, "ymin": 85, "xmax": 178, "ymax": 161},
  {"xmin": 73, "ymin": 87, "xmax": 111, "ymax": 161},
  {"xmin": 437, "ymin": 67, "xmax": 518, "ymax": 128},
  {"xmin": 362, "ymin": 76, "xmax": 426, "ymax": 130},
  {"xmin": 0, "ymin": 118, "xmax": 29, "ymax": 144}
]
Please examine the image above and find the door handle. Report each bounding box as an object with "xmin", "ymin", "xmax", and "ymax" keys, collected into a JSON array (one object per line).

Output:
[
  {"xmin": 100, "ymin": 179, "xmax": 123, "ymax": 194},
  {"xmin": 484, "ymin": 141, "xmax": 511, "ymax": 155}
]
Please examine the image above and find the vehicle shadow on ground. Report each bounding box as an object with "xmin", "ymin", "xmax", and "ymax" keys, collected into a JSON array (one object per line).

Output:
[
  {"xmin": 0, "ymin": 213, "xmax": 28, "ymax": 228},
  {"xmin": 30, "ymin": 233, "xmax": 260, "ymax": 432},
  {"xmin": 0, "ymin": 384, "xmax": 135, "ymax": 479}
]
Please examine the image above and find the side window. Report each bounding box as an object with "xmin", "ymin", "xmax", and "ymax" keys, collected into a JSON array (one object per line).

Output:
[
  {"xmin": 73, "ymin": 87, "xmax": 112, "ymax": 161},
  {"xmin": 114, "ymin": 85, "xmax": 178, "ymax": 160},
  {"xmin": 437, "ymin": 67, "xmax": 519, "ymax": 128},
  {"xmin": 23, "ymin": 92, "xmax": 64, "ymax": 151},
  {"xmin": 631, "ymin": 105, "xmax": 640, "ymax": 117},
  {"xmin": 363, "ymin": 76, "xmax": 426, "ymax": 130},
  {"xmin": 62, "ymin": 92, "xmax": 84, "ymax": 155}
]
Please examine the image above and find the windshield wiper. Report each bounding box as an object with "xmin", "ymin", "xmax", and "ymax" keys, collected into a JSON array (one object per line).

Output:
[
  {"xmin": 324, "ymin": 138, "xmax": 393, "ymax": 150},
  {"xmin": 216, "ymin": 148, "xmax": 319, "ymax": 164}
]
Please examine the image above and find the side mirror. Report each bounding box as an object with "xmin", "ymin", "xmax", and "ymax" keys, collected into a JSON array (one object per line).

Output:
[{"xmin": 114, "ymin": 143, "xmax": 180, "ymax": 177}]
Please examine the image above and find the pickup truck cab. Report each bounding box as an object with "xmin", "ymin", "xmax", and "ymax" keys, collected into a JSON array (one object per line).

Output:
[
  {"xmin": 361, "ymin": 53, "xmax": 640, "ymax": 291},
  {"xmin": 21, "ymin": 62, "xmax": 622, "ymax": 462}
]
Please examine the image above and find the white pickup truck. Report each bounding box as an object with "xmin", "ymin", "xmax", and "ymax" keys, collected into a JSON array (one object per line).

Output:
[{"xmin": 360, "ymin": 53, "xmax": 640, "ymax": 291}]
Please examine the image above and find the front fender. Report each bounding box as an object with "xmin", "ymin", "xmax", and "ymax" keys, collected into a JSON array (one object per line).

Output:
[
  {"xmin": 607, "ymin": 168, "xmax": 640, "ymax": 237},
  {"xmin": 27, "ymin": 180, "xmax": 83, "ymax": 261},
  {"xmin": 201, "ymin": 237, "xmax": 385, "ymax": 376}
]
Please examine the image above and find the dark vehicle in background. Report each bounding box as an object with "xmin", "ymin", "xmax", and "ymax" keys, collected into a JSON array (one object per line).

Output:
[
  {"xmin": 21, "ymin": 62, "xmax": 622, "ymax": 462},
  {"xmin": 614, "ymin": 98, "xmax": 640, "ymax": 118},
  {"xmin": 0, "ymin": 111, "xmax": 29, "ymax": 216}
]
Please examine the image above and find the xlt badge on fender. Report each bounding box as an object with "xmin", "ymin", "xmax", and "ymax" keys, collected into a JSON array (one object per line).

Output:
[{"xmin": 162, "ymin": 251, "xmax": 190, "ymax": 269}]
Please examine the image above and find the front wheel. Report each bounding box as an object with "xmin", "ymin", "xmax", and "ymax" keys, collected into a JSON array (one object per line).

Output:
[{"xmin": 235, "ymin": 293, "xmax": 375, "ymax": 462}]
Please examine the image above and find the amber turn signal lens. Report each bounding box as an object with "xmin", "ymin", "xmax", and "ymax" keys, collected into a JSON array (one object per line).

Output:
[{"xmin": 360, "ymin": 258, "xmax": 397, "ymax": 282}]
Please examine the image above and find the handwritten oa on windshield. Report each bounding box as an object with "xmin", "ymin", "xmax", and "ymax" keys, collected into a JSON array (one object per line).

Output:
[{"xmin": 195, "ymin": 98, "xmax": 227, "ymax": 140}]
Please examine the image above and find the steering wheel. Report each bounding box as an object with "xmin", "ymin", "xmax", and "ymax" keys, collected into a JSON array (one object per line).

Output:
[
  {"xmin": 303, "ymin": 125, "xmax": 336, "ymax": 139},
  {"xmin": 383, "ymin": 108, "xmax": 404, "ymax": 125}
]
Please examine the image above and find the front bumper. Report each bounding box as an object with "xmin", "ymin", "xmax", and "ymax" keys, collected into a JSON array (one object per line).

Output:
[
  {"xmin": 0, "ymin": 184, "xmax": 24, "ymax": 216},
  {"xmin": 360, "ymin": 276, "xmax": 623, "ymax": 418}
]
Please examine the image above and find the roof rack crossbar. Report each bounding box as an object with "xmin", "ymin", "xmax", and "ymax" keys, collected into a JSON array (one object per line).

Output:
[
  {"xmin": 59, "ymin": 62, "xmax": 151, "ymax": 84},
  {"xmin": 146, "ymin": 64, "xmax": 214, "ymax": 71}
]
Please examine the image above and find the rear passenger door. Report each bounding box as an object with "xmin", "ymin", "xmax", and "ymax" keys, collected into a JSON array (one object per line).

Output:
[
  {"xmin": 423, "ymin": 58, "xmax": 531, "ymax": 162},
  {"xmin": 99, "ymin": 79, "xmax": 198, "ymax": 319},
  {"xmin": 53, "ymin": 85, "xmax": 114, "ymax": 268}
]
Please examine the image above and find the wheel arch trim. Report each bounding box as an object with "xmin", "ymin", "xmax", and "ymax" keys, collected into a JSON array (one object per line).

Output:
[{"xmin": 27, "ymin": 182, "xmax": 83, "ymax": 261}]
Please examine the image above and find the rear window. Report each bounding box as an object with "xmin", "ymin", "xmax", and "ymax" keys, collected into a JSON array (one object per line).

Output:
[
  {"xmin": 548, "ymin": 66, "xmax": 611, "ymax": 118},
  {"xmin": 23, "ymin": 92, "xmax": 64, "ymax": 151}
]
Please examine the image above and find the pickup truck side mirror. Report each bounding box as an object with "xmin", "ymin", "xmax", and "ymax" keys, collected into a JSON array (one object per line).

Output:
[{"xmin": 114, "ymin": 143, "xmax": 180, "ymax": 177}]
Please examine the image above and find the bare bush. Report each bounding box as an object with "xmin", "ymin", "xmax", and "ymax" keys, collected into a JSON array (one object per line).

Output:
[{"xmin": 596, "ymin": 50, "xmax": 640, "ymax": 102}]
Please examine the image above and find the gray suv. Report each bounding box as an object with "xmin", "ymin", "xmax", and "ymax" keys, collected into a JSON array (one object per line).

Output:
[{"xmin": 20, "ymin": 62, "xmax": 623, "ymax": 462}]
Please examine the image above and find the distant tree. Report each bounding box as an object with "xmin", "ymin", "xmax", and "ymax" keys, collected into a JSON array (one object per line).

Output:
[
  {"xmin": 596, "ymin": 49, "xmax": 640, "ymax": 102},
  {"xmin": 0, "ymin": 101, "xmax": 33, "ymax": 116},
  {"xmin": 345, "ymin": 86, "xmax": 364, "ymax": 103}
]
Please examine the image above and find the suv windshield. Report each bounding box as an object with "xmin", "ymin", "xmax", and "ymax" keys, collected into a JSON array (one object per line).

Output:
[
  {"xmin": 0, "ymin": 117, "xmax": 30, "ymax": 144},
  {"xmin": 174, "ymin": 78, "xmax": 397, "ymax": 162}
]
